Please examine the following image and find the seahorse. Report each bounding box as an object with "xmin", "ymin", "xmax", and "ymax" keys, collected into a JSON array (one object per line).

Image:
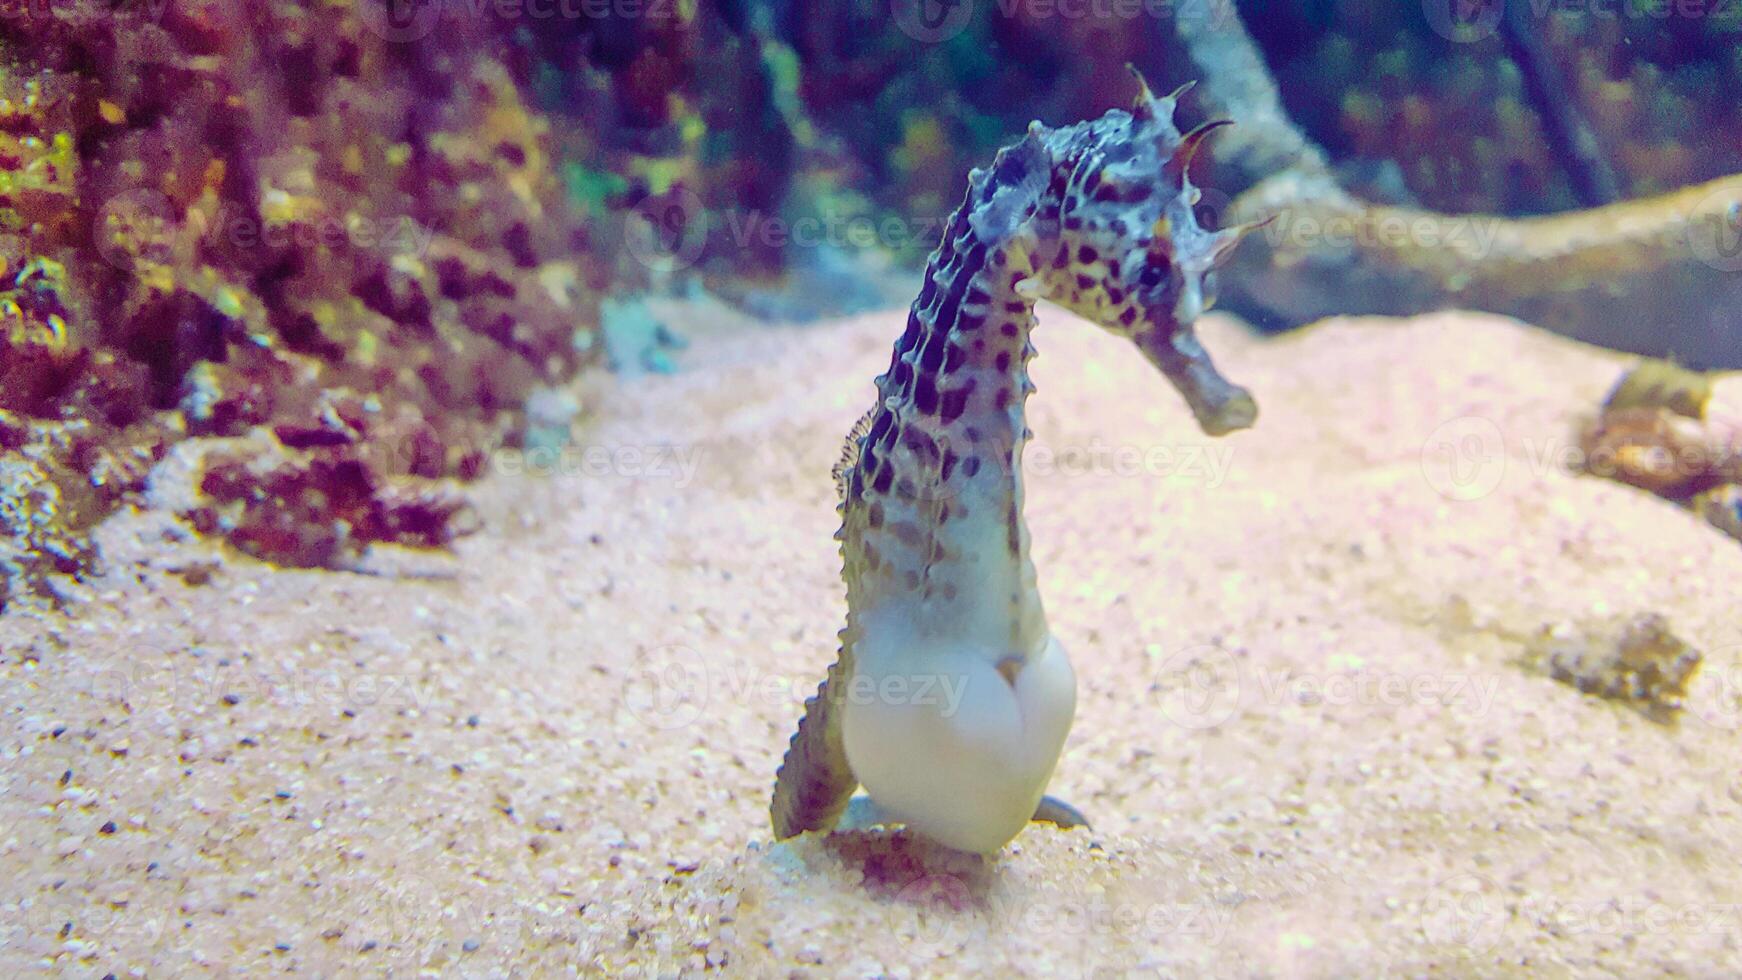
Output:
[{"xmin": 770, "ymin": 68, "xmax": 1266, "ymax": 855}]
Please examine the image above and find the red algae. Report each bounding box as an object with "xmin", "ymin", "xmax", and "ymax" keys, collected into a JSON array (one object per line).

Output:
[{"xmin": 0, "ymin": 0, "xmax": 607, "ymax": 590}]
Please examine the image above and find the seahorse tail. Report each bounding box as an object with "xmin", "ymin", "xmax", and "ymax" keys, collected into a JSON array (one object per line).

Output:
[{"xmin": 769, "ymin": 632, "xmax": 858, "ymax": 839}]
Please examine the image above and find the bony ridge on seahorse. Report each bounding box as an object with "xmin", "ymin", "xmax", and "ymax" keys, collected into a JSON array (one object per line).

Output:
[{"xmin": 771, "ymin": 67, "xmax": 1268, "ymax": 855}]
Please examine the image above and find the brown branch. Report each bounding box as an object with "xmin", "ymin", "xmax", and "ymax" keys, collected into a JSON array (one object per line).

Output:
[{"xmin": 1165, "ymin": 2, "xmax": 1742, "ymax": 369}]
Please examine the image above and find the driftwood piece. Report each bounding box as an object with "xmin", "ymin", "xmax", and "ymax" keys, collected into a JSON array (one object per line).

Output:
[
  {"xmin": 1170, "ymin": 4, "xmax": 1742, "ymax": 369},
  {"xmin": 1222, "ymin": 172, "xmax": 1742, "ymax": 369}
]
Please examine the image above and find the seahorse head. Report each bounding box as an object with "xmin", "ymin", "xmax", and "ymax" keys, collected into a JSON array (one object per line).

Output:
[{"xmin": 1027, "ymin": 66, "xmax": 1267, "ymax": 435}]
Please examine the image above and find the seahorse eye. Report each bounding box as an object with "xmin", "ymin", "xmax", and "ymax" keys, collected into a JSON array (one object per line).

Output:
[{"xmin": 1138, "ymin": 259, "xmax": 1168, "ymax": 288}]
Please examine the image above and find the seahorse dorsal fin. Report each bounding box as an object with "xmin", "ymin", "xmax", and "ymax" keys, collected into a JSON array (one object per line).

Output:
[{"xmin": 833, "ymin": 407, "xmax": 879, "ymax": 499}]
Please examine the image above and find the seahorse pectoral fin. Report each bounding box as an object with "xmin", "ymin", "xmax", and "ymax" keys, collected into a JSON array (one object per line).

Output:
[
  {"xmin": 836, "ymin": 793, "xmax": 894, "ymax": 832},
  {"xmin": 1031, "ymin": 794, "xmax": 1091, "ymax": 830},
  {"xmin": 1137, "ymin": 323, "xmax": 1258, "ymax": 437},
  {"xmin": 770, "ymin": 642, "xmax": 860, "ymax": 839}
]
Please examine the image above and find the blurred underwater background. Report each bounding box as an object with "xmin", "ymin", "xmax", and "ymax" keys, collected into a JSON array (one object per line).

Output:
[
  {"xmin": 0, "ymin": 0, "xmax": 1738, "ymax": 608},
  {"xmin": 4, "ymin": 4, "xmax": 1742, "ymax": 974},
  {"xmin": 1, "ymin": 0, "xmax": 1740, "ymax": 599}
]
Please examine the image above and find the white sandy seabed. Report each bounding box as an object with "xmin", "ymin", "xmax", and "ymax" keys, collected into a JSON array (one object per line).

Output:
[{"xmin": 4, "ymin": 302, "xmax": 1742, "ymax": 977}]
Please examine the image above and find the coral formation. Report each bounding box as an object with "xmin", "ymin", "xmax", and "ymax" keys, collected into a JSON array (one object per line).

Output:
[
  {"xmin": 168, "ymin": 430, "xmax": 478, "ymax": 572},
  {"xmin": 0, "ymin": 0, "xmax": 609, "ymax": 597},
  {"xmin": 1534, "ymin": 613, "xmax": 1703, "ymax": 724},
  {"xmin": 1579, "ymin": 359, "xmax": 1742, "ymax": 542}
]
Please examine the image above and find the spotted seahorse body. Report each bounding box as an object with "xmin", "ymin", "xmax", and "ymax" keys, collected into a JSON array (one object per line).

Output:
[{"xmin": 770, "ymin": 69, "xmax": 1264, "ymax": 855}]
